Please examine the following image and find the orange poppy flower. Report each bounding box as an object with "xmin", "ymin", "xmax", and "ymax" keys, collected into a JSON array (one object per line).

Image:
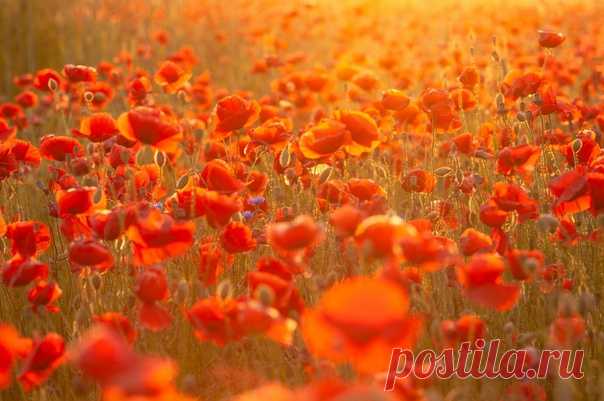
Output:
[
  {"xmin": 213, "ymin": 95, "xmax": 260, "ymax": 135},
  {"xmin": 17, "ymin": 333, "xmax": 65, "ymax": 392},
  {"xmin": 266, "ymin": 214, "xmax": 322, "ymax": 255},
  {"xmin": 458, "ymin": 66, "xmax": 480, "ymax": 89},
  {"xmin": 40, "ymin": 135, "xmax": 84, "ymax": 161},
  {"xmin": 134, "ymin": 266, "xmax": 172, "ymax": 331},
  {"xmin": 335, "ymin": 110, "xmax": 381, "ymax": 155},
  {"xmin": 299, "ymin": 119, "xmax": 350, "ymax": 159},
  {"xmin": 199, "ymin": 159, "xmax": 244, "ymax": 194},
  {"xmin": 93, "ymin": 312, "xmax": 137, "ymax": 344},
  {"xmin": 56, "ymin": 186, "xmax": 102, "ymax": 216},
  {"xmin": 381, "ymin": 89, "xmax": 410, "ymax": 111},
  {"xmin": 501, "ymin": 70, "xmax": 542, "ymax": 100},
  {"xmin": 248, "ymin": 271, "xmax": 304, "ymax": 315},
  {"xmin": 0, "ymin": 325, "xmax": 32, "ymax": 390},
  {"xmin": 76, "ymin": 112, "xmax": 118, "ymax": 143},
  {"xmin": 496, "ymin": 144, "xmax": 541, "ymax": 183},
  {"xmin": 220, "ymin": 221, "xmax": 257, "ymax": 254},
  {"xmin": 507, "ymin": 249, "xmax": 544, "ymax": 281},
  {"xmin": 549, "ymin": 168, "xmax": 590, "ymax": 217},
  {"xmin": 154, "ymin": 60, "xmax": 192, "ymax": 94},
  {"xmin": 187, "ymin": 296, "xmax": 296, "ymax": 346},
  {"xmin": 440, "ymin": 314, "xmax": 486, "ymax": 347},
  {"xmin": 479, "ymin": 199, "xmax": 508, "ymax": 227},
  {"xmin": 249, "ymin": 117, "xmax": 291, "ymax": 149},
  {"xmin": 72, "ymin": 325, "xmax": 179, "ymax": 397},
  {"xmin": 354, "ymin": 215, "xmax": 416, "ymax": 259},
  {"xmin": 449, "ymin": 88, "xmax": 477, "ymax": 111},
  {"xmin": 452, "ymin": 132, "xmax": 478, "ymax": 155},
  {"xmin": 346, "ymin": 178, "xmax": 386, "ymax": 201},
  {"xmin": 401, "ymin": 169, "xmax": 436, "ymax": 193},
  {"xmin": 199, "ymin": 240, "xmax": 233, "ymax": 286},
  {"xmin": 549, "ymin": 313, "xmax": 585, "ymax": 347},
  {"xmin": 117, "ymin": 106, "xmax": 183, "ymax": 154},
  {"xmin": 329, "ymin": 205, "xmax": 365, "ymax": 238},
  {"xmin": 459, "ymin": 228, "xmax": 493, "ymax": 256},
  {"xmin": 301, "ymin": 276, "xmax": 422, "ymax": 373},
  {"xmin": 491, "ymin": 182, "xmax": 538, "ymax": 222},
  {"xmin": 126, "ymin": 206, "xmax": 194, "ymax": 266},
  {"xmin": 456, "ymin": 253, "xmax": 520, "ymax": 311}
]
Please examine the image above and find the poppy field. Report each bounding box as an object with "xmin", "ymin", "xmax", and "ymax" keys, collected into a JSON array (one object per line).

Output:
[{"xmin": 0, "ymin": 0, "xmax": 603, "ymax": 400}]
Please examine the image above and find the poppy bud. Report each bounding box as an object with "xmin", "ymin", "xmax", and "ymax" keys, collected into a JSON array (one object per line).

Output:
[
  {"xmin": 154, "ymin": 150, "xmax": 166, "ymax": 168},
  {"xmin": 434, "ymin": 166, "xmax": 452, "ymax": 177},
  {"xmin": 48, "ymin": 78, "xmax": 59, "ymax": 92},
  {"xmin": 216, "ymin": 279, "xmax": 233, "ymax": 301},
  {"xmin": 579, "ymin": 291, "xmax": 595, "ymax": 315},
  {"xmin": 537, "ymin": 213, "xmax": 559, "ymax": 233},
  {"xmin": 181, "ymin": 374, "xmax": 198, "ymax": 395},
  {"xmin": 91, "ymin": 273, "xmax": 102, "ymax": 290},
  {"xmin": 83, "ymin": 91, "xmax": 94, "ymax": 103},
  {"xmin": 318, "ymin": 166, "xmax": 333, "ymax": 184},
  {"xmin": 503, "ymin": 321, "xmax": 515, "ymax": 335},
  {"xmin": 255, "ymin": 284, "xmax": 275, "ymax": 307},
  {"xmin": 76, "ymin": 306, "xmax": 90, "ymax": 328},
  {"xmin": 175, "ymin": 279, "xmax": 189, "ymax": 304},
  {"xmin": 557, "ymin": 294, "xmax": 576, "ymax": 317},
  {"xmin": 571, "ymin": 138, "xmax": 582, "ymax": 153},
  {"xmin": 176, "ymin": 174, "xmax": 189, "ymax": 189},
  {"xmin": 279, "ymin": 145, "xmax": 292, "ymax": 168},
  {"xmin": 120, "ymin": 149, "xmax": 131, "ymax": 164}
]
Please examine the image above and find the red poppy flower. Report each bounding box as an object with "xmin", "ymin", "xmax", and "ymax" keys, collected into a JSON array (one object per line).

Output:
[
  {"xmin": 6, "ymin": 220, "xmax": 51, "ymax": 257},
  {"xmin": 40, "ymin": 135, "xmax": 84, "ymax": 161},
  {"xmin": 154, "ymin": 60, "xmax": 192, "ymax": 94},
  {"xmin": 538, "ymin": 29, "xmax": 565, "ymax": 48},
  {"xmin": 27, "ymin": 281, "xmax": 62, "ymax": 313},
  {"xmin": 0, "ymin": 325, "xmax": 32, "ymax": 390},
  {"xmin": 459, "ymin": 228, "xmax": 493, "ymax": 256},
  {"xmin": 72, "ymin": 326, "xmax": 179, "ymax": 397},
  {"xmin": 496, "ymin": 144, "xmax": 541, "ymax": 183},
  {"xmin": 336, "ymin": 110, "xmax": 381, "ymax": 155},
  {"xmin": 134, "ymin": 266, "xmax": 172, "ymax": 331},
  {"xmin": 401, "ymin": 169, "xmax": 436, "ymax": 193},
  {"xmin": 126, "ymin": 207, "xmax": 194, "ymax": 266},
  {"xmin": 117, "ymin": 106, "xmax": 183, "ymax": 154},
  {"xmin": 56, "ymin": 186, "xmax": 101, "ymax": 216},
  {"xmin": 302, "ymin": 276, "xmax": 422, "ymax": 373},
  {"xmin": 381, "ymin": 89, "xmax": 410, "ymax": 111},
  {"xmin": 299, "ymin": 119, "xmax": 351, "ymax": 159},
  {"xmin": 214, "ymin": 95, "xmax": 260, "ymax": 135},
  {"xmin": 456, "ymin": 253, "xmax": 520, "ymax": 311},
  {"xmin": 267, "ymin": 215, "xmax": 322, "ymax": 255},
  {"xmin": 33, "ymin": 69, "xmax": 62, "ymax": 92},
  {"xmin": 248, "ymin": 271, "xmax": 304, "ymax": 315},
  {"xmin": 187, "ymin": 296, "xmax": 295, "ymax": 346},
  {"xmin": 68, "ymin": 238, "xmax": 114, "ymax": 273},
  {"xmin": 507, "ymin": 249, "xmax": 544, "ymax": 281},
  {"xmin": 62, "ymin": 64, "xmax": 97, "ymax": 82},
  {"xmin": 199, "ymin": 159, "xmax": 244, "ymax": 194},
  {"xmin": 76, "ymin": 112, "xmax": 118, "ymax": 142},
  {"xmin": 491, "ymin": 182, "xmax": 538, "ymax": 222},
  {"xmin": 220, "ymin": 221, "xmax": 257, "ymax": 253},
  {"xmin": 17, "ymin": 333, "xmax": 65, "ymax": 392},
  {"xmin": 93, "ymin": 312, "xmax": 137, "ymax": 344},
  {"xmin": 2, "ymin": 255, "xmax": 48, "ymax": 287},
  {"xmin": 329, "ymin": 205, "xmax": 365, "ymax": 238}
]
